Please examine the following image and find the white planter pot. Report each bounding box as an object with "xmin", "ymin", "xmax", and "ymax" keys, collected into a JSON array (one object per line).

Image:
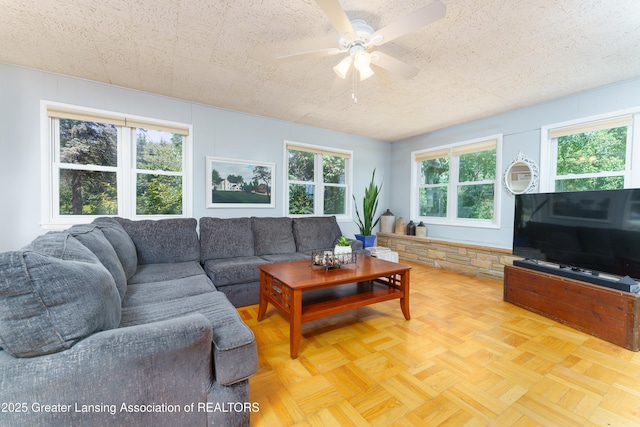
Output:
[{"xmin": 334, "ymin": 245, "xmax": 352, "ymax": 255}]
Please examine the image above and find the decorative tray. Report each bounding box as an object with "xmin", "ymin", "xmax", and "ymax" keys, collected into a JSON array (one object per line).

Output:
[{"xmin": 311, "ymin": 249, "xmax": 357, "ymax": 270}]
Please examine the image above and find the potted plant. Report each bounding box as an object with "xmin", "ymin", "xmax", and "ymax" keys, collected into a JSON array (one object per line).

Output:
[
  {"xmin": 353, "ymin": 169, "xmax": 381, "ymax": 248},
  {"xmin": 334, "ymin": 235, "xmax": 352, "ymax": 255}
]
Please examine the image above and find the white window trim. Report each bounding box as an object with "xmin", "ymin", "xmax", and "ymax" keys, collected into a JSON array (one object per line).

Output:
[
  {"xmin": 540, "ymin": 107, "xmax": 640, "ymax": 192},
  {"xmin": 410, "ymin": 134, "xmax": 503, "ymax": 229},
  {"xmin": 40, "ymin": 101, "xmax": 193, "ymax": 228},
  {"xmin": 283, "ymin": 140, "xmax": 353, "ymax": 220}
]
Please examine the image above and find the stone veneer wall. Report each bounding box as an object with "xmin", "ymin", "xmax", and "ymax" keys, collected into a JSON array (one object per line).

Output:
[{"xmin": 376, "ymin": 232, "xmax": 519, "ymax": 281}]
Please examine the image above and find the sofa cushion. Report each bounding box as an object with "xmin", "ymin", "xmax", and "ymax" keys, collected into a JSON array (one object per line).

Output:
[
  {"xmin": 68, "ymin": 224, "xmax": 128, "ymax": 299},
  {"xmin": 203, "ymin": 256, "xmax": 266, "ymax": 287},
  {"xmin": 93, "ymin": 217, "xmax": 138, "ymax": 280},
  {"xmin": 0, "ymin": 232, "xmax": 121, "ymax": 357},
  {"xmin": 292, "ymin": 216, "xmax": 343, "ymax": 253},
  {"xmin": 200, "ymin": 217, "xmax": 254, "ymax": 261},
  {"xmin": 260, "ymin": 252, "xmax": 309, "ymax": 263},
  {"xmin": 252, "ymin": 217, "xmax": 296, "ymax": 256},
  {"xmin": 115, "ymin": 217, "xmax": 200, "ymax": 264},
  {"xmin": 123, "ymin": 274, "xmax": 216, "ymax": 307},
  {"xmin": 129, "ymin": 261, "xmax": 205, "ymax": 285},
  {"xmin": 217, "ymin": 281, "xmax": 260, "ymax": 308},
  {"xmin": 120, "ymin": 292, "xmax": 257, "ymax": 385}
]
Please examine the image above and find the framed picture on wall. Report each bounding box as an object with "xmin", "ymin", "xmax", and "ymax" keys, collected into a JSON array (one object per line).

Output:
[{"xmin": 206, "ymin": 157, "xmax": 275, "ymax": 208}]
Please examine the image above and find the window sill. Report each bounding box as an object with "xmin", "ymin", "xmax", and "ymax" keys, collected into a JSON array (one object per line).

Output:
[{"xmin": 416, "ymin": 217, "xmax": 500, "ymax": 230}]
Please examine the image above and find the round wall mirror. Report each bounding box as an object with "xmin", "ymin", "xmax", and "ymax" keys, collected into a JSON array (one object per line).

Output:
[{"xmin": 503, "ymin": 153, "xmax": 539, "ymax": 195}]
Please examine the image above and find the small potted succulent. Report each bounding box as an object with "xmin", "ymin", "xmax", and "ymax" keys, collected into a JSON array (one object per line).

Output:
[{"xmin": 334, "ymin": 235, "xmax": 352, "ymax": 255}]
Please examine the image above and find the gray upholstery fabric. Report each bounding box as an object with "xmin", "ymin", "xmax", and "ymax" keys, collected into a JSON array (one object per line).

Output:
[
  {"xmin": 350, "ymin": 239, "xmax": 365, "ymax": 252},
  {"xmin": 200, "ymin": 217, "xmax": 254, "ymax": 261},
  {"xmin": 216, "ymin": 281, "xmax": 260, "ymax": 309},
  {"xmin": 201, "ymin": 216, "xmax": 355, "ymax": 307},
  {"xmin": 0, "ymin": 217, "xmax": 257, "ymax": 426},
  {"xmin": 128, "ymin": 261, "xmax": 205, "ymax": 284},
  {"xmin": 115, "ymin": 217, "xmax": 200, "ymax": 264},
  {"xmin": 92, "ymin": 217, "xmax": 138, "ymax": 280},
  {"xmin": 123, "ymin": 274, "xmax": 216, "ymax": 307},
  {"xmin": 293, "ymin": 216, "xmax": 343, "ymax": 253},
  {"xmin": 207, "ymin": 378, "xmax": 251, "ymax": 427},
  {"xmin": 0, "ymin": 314, "xmax": 215, "ymax": 427},
  {"xmin": 120, "ymin": 292, "xmax": 257, "ymax": 386},
  {"xmin": 68, "ymin": 224, "xmax": 128, "ymax": 299},
  {"xmin": 203, "ymin": 256, "xmax": 267, "ymax": 287},
  {"xmin": 0, "ymin": 232, "xmax": 121, "ymax": 357},
  {"xmin": 252, "ymin": 217, "xmax": 296, "ymax": 255},
  {"xmin": 259, "ymin": 252, "xmax": 309, "ymax": 263}
]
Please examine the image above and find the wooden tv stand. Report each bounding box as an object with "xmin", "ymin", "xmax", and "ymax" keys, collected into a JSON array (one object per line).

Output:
[{"xmin": 504, "ymin": 264, "xmax": 640, "ymax": 351}]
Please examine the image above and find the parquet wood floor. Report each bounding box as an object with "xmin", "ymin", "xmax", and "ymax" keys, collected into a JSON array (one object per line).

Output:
[{"xmin": 240, "ymin": 262, "xmax": 640, "ymax": 426}]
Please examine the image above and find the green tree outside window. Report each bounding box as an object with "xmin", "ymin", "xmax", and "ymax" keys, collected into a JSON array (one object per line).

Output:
[
  {"xmin": 57, "ymin": 119, "xmax": 185, "ymax": 216},
  {"xmin": 555, "ymin": 127, "xmax": 627, "ymax": 192},
  {"xmin": 287, "ymin": 148, "xmax": 349, "ymax": 216}
]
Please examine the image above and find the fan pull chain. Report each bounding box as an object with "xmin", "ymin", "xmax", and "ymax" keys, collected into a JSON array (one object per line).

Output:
[{"xmin": 351, "ymin": 69, "xmax": 358, "ymax": 104}]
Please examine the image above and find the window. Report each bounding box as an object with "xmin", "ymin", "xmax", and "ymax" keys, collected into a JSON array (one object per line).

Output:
[
  {"xmin": 42, "ymin": 102, "xmax": 192, "ymax": 225},
  {"xmin": 285, "ymin": 141, "xmax": 352, "ymax": 217},
  {"xmin": 541, "ymin": 114, "xmax": 637, "ymax": 192},
  {"xmin": 411, "ymin": 136, "xmax": 501, "ymax": 227}
]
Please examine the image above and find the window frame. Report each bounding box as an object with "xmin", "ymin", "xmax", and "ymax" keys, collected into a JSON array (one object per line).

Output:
[
  {"xmin": 41, "ymin": 101, "xmax": 193, "ymax": 228},
  {"xmin": 540, "ymin": 109, "xmax": 640, "ymax": 192},
  {"xmin": 410, "ymin": 134, "xmax": 503, "ymax": 229},
  {"xmin": 283, "ymin": 140, "xmax": 353, "ymax": 219}
]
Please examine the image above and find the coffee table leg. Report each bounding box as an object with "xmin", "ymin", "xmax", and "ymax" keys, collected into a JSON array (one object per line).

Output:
[
  {"xmin": 257, "ymin": 271, "xmax": 268, "ymax": 321},
  {"xmin": 290, "ymin": 288, "xmax": 303, "ymax": 358},
  {"xmin": 400, "ymin": 270, "xmax": 411, "ymax": 320}
]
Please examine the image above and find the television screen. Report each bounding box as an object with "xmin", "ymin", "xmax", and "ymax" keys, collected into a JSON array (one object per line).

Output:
[{"xmin": 513, "ymin": 189, "xmax": 640, "ymax": 279}]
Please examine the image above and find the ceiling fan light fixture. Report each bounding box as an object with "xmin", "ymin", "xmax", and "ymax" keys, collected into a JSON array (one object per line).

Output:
[
  {"xmin": 280, "ymin": 0, "xmax": 447, "ymax": 95},
  {"xmin": 333, "ymin": 56, "xmax": 352, "ymax": 79},
  {"xmin": 352, "ymin": 48, "xmax": 371, "ymax": 71},
  {"xmin": 358, "ymin": 64, "xmax": 374, "ymax": 81}
]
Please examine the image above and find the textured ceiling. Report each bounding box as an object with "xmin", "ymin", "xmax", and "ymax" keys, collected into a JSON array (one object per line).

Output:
[{"xmin": 1, "ymin": 0, "xmax": 639, "ymax": 141}]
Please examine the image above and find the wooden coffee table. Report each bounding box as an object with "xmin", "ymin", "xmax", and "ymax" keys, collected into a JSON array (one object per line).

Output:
[{"xmin": 257, "ymin": 254, "xmax": 411, "ymax": 358}]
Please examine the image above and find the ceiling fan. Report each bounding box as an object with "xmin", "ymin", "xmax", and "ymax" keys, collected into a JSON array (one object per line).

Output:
[{"xmin": 279, "ymin": 0, "xmax": 446, "ymax": 82}]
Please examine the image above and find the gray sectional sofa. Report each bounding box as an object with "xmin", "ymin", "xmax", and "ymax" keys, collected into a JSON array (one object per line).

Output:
[
  {"xmin": 0, "ymin": 215, "xmax": 357, "ymax": 426},
  {"xmin": 201, "ymin": 216, "xmax": 362, "ymax": 307}
]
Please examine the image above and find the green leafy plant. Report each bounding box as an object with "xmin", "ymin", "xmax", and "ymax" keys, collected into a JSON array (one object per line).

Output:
[
  {"xmin": 353, "ymin": 169, "xmax": 381, "ymax": 236},
  {"xmin": 336, "ymin": 235, "xmax": 351, "ymax": 247}
]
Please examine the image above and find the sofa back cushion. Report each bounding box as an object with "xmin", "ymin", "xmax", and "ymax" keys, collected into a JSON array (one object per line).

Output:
[
  {"xmin": 115, "ymin": 217, "xmax": 200, "ymax": 265},
  {"xmin": 200, "ymin": 217, "xmax": 254, "ymax": 261},
  {"xmin": 68, "ymin": 224, "xmax": 128, "ymax": 299},
  {"xmin": 0, "ymin": 232, "xmax": 121, "ymax": 357},
  {"xmin": 93, "ymin": 217, "xmax": 138, "ymax": 280},
  {"xmin": 292, "ymin": 216, "xmax": 343, "ymax": 253},
  {"xmin": 252, "ymin": 217, "xmax": 296, "ymax": 256}
]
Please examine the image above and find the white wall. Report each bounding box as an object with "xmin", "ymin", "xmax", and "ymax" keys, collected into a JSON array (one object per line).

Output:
[
  {"xmin": 390, "ymin": 77, "xmax": 640, "ymax": 249},
  {"xmin": 0, "ymin": 63, "xmax": 391, "ymax": 252}
]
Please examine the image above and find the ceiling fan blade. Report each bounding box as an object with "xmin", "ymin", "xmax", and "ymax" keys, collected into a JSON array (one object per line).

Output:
[
  {"xmin": 277, "ymin": 48, "xmax": 345, "ymax": 62},
  {"xmin": 315, "ymin": 0, "xmax": 356, "ymax": 40},
  {"xmin": 371, "ymin": 52, "xmax": 420, "ymax": 79},
  {"xmin": 370, "ymin": 1, "xmax": 446, "ymax": 46}
]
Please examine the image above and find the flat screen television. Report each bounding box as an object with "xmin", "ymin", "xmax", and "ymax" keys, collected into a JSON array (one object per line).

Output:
[{"xmin": 513, "ymin": 188, "xmax": 640, "ymax": 280}]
